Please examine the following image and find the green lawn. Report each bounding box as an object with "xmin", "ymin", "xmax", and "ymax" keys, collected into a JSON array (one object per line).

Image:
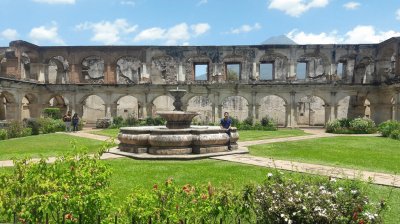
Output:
[
  {"xmin": 103, "ymin": 158, "xmax": 400, "ymax": 224},
  {"xmin": 249, "ymin": 136, "xmax": 400, "ymax": 174},
  {"xmin": 91, "ymin": 128, "xmax": 308, "ymax": 141},
  {"xmin": 0, "ymin": 133, "xmax": 105, "ymax": 160}
]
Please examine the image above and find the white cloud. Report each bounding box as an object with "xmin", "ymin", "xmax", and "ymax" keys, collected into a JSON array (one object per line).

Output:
[
  {"xmin": 1, "ymin": 29, "xmax": 18, "ymax": 40},
  {"xmin": 134, "ymin": 22, "xmax": 210, "ymax": 45},
  {"xmin": 32, "ymin": 0, "xmax": 75, "ymax": 4},
  {"xmin": 286, "ymin": 25, "xmax": 400, "ymax": 44},
  {"xmin": 197, "ymin": 0, "xmax": 207, "ymax": 6},
  {"xmin": 396, "ymin": 9, "xmax": 400, "ymax": 20},
  {"xmin": 76, "ymin": 19, "xmax": 138, "ymax": 45},
  {"xmin": 229, "ymin": 23, "xmax": 261, "ymax": 34},
  {"xmin": 191, "ymin": 23, "xmax": 210, "ymax": 36},
  {"xmin": 343, "ymin": 2, "xmax": 360, "ymax": 10},
  {"xmin": 29, "ymin": 22, "xmax": 65, "ymax": 45},
  {"xmin": 120, "ymin": 0, "xmax": 135, "ymax": 7},
  {"xmin": 268, "ymin": 0, "xmax": 329, "ymax": 17}
]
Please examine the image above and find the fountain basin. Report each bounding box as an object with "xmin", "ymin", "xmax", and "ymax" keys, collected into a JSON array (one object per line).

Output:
[
  {"xmin": 157, "ymin": 111, "xmax": 199, "ymax": 129},
  {"xmin": 118, "ymin": 126, "xmax": 239, "ymax": 155}
]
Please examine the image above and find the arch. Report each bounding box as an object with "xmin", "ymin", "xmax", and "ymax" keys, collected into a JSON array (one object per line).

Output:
[
  {"xmin": 20, "ymin": 52, "xmax": 31, "ymax": 80},
  {"xmin": 152, "ymin": 95, "xmax": 174, "ymax": 116},
  {"xmin": 116, "ymin": 95, "xmax": 140, "ymax": 119},
  {"xmin": 346, "ymin": 95, "xmax": 372, "ymax": 119},
  {"xmin": 221, "ymin": 96, "xmax": 249, "ymax": 121},
  {"xmin": 48, "ymin": 94, "xmax": 70, "ymax": 116},
  {"xmin": 81, "ymin": 95, "xmax": 106, "ymax": 125},
  {"xmin": 353, "ymin": 56, "xmax": 374, "ymax": 84},
  {"xmin": 258, "ymin": 95, "xmax": 287, "ymax": 126},
  {"xmin": 297, "ymin": 95, "xmax": 325, "ymax": 126},
  {"xmin": 116, "ymin": 56, "xmax": 141, "ymax": 84},
  {"xmin": 81, "ymin": 56, "xmax": 105, "ymax": 84},
  {"xmin": 187, "ymin": 95, "xmax": 212, "ymax": 124},
  {"xmin": 46, "ymin": 56, "xmax": 69, "ymax": 84},
  {"xmin": 0, "ymin": 91, "xmax": 16, "ymax": 120}
]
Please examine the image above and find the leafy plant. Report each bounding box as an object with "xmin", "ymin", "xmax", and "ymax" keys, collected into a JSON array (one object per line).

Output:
[
  {"xmin": 43, "ymin": 108, "xmax": 62, "ymax": 120},
  {"xmin": 6, "ymin": 120, "xmax": 30, "ymax": 138},
  {"xmin": 378, "ymin": 120, "xmax": 400, "ymax": 138},
  {"xmin": 0, "ymin": 129, "xmax": 8, "ymax": 140}
]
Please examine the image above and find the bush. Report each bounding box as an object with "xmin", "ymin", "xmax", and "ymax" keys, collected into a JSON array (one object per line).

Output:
[
  {"xmin": 251, "ymin": 171, "xmax": 385, "ymax": 224},
  {"xmin": 230, "ymin": 117, "xmax": 239, "ymax": 127},
  {"xmin": 6, "ymin": 120, "xmax": 30, "ymax": 139},
  {"xmin": 112, "ymin": 116, "xmax": 124, "ymax": 126},
  {"xmin": 43, "ymin": 108, "xmax": 62, "ymax": 119},
  {"xmin": 349, "ymin": 118, "xmax": 376, "ymax": 134},
  {"xmin": 243, "ymin": 117, "xmax": 254, "ymax": 126},
  {"xmin": 37, "ymin": 118, "xmax": 65, "ymax": 134},
  {"xmin": 389, "ymin": 129, "xmax": 400, "ymax": 140},
  {"xmin": 0, "ymin": 151, "xmax": 112, "ymax": 223},
  {"xmin": 0, "ymin": 129, "xmax": 8, "ymax": 140},
  {"xmin": 25, "ymin": 118, "xmax": 40, "ymax": 135},
  {"xmin": 326, "ymin": 118, "xmax": 376, "ymax": 134},
  {"xmin": 378, "ymin": 120, "xmax": 400, "ymax": 137},
  {"xmin": 260, "ymin": 116, "xmax": 278, "ymax": 131}
]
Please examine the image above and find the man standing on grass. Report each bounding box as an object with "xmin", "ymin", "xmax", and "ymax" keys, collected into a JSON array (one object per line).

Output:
[{"xmin": 220, "ymin": 112, "xmax": 232, "ymax": 150}]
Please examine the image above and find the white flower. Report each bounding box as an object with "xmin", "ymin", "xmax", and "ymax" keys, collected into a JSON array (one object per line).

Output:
[
  {"xmin": 267, "ymin": 173, "xmax": 273, "ymax": 177},
  {"xmin": 280, "ymin": 213, "xmax": 285, "ymax": 218},
  {"xmin": 330, "ymin": 177, "xmax": 337, "ymax": 182},
  {"xmin": 338, "ymin": 187, "xmax": 343, "ymax": 191},
  {"xmin": 351, "ymin": 190, "xmax": 357, "ymax": 194},
  {"xmin": 319, "ymin": 186, "xmax": 325, "ymax": 190}
]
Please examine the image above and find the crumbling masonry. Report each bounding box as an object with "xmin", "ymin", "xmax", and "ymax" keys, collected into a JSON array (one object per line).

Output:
[{"xmin": 0, "ymin": 39, "xmax": 400, "ymax": 127}]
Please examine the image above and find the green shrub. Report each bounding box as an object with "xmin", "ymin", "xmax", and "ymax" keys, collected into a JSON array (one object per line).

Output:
[
  {"xmin": 6, "ymin": 120, "xmax": 27, "ymax": 139},
  {"xmin": 43, "ymin": 108, "xmax": 62, "ymax": 119},
  {"xmin": 389, "ymin": 129, "xmax": 400, "ymax": 140},
  {"xmin": 259, "ymin": 116, "xmax": 278, "ymax": 131},
  {"xmin": 0, "ymin": 129, "xmax": 8, "ymax": 140},
  {"xmin": 112, "ymin": 116, "xmax": 124, "ymax": 126},
  {"xmin": 243, "ymin": 117, "xmax": 254, "ymax": 126},
  {"xmin": 37, "ymin": 118, "xmax": 65, "ymax": 134},
  {"xmin": 0, "ymin": 151, "xmax": 112, "ymax": 223},
  {"xmin": 251, "ymin": 171, "xmax": 385, "ymax": 224},
  {"xmin": 230, "ymin": 117, "xmax": 239, "ymax": 127},
  {"xmin": 25, "ymin": 118, "xmax": 40, "ymax": 135},
  {"xmin": 326, "ymin": 119, "xmax": 341, "ymax": 133},
  {"xmin": 378, "ymin": 120, "xmax": 400, "ymax": 137},
  {"xmin": 349, "ymin": 117, "xmax": 376, "ymax": 134},
  {"xmin": 144, "ymin": 117, "xmax": 166, "ymax": 126}
]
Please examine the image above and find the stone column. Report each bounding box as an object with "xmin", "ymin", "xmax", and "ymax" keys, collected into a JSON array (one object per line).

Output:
[
  {"xmin": 217, "ymin": 104, "xmax": 223, "ymax": 120},
  {"xmin": 104, "ymin": 104, "xmax": 110, "ymax": 118},
  {"xmin": 284, "ymin": 104, "xmax": 290, "ymax": 127},
  {"xmin": 211, "ymin": 103, "xmax": 216, "ymax": 123},
  {"xmin": 110, "ymin": 103, "xmax": 118, "ymax": 118},
  {"xmin": 255, "ymin": 104, "xmax": 260, "ymax": 120},
  {"xmin": 324, "ymin": 104, "xmax": 331, "ymax": 125},
  {"xmin": 106, "ymin": 63, "xmax": 116, "ymax": 84},
  {"xmin": 69, "ymin": 64, "xmax": 80, "ymax": 83},
  {"xmin": 395, "ymin": 93, "xmax": 400, "ymax": 121},
  {"xmin": 329, "ymin": 92, "xmax": 337, "ymax": 122},
  {"xmin": 288, "ymin": 91, "xmax": 297, "ymax": 128},
  {"xmin": 7, "ymin": 103, "xmax": 20, "ymax": 120},
  {"xmin": 74, "ymin": 103, "xmax": 84, "ymax": 118},
  {"xmin": 28, "ymin": 103, "xmax": 42, "ymax": 118},
  {"xmin": 145, "ymin": 103, "xmax": 152, "ymax": 118},
  {"xmin": 248, "ymin": 104, "xmax": 254, "ymax": 118},
  {"xmin": 0, "ymin": 98, "xmax": 5, "ymax": 120},
  {"xmin": 30, "ymin": 63, "xmax": 46, "ymax": 82}
]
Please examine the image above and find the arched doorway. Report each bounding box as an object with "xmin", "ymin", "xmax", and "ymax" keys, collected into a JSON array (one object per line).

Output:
[
  {"xmin": 259, "ymin": 95, "xmax": 286, "ymax": 126},
  {"xmin": 48, "ymin": 95, "xmax": 69, "ymax": 116},
  {"xmin": 0, "ymin": 92, "xmax": 15, "ymax": 120},
  {"xmin": 117, "ymin": 95, "xmax": 139, "ymax": 119},
  {"xmin": 297, "ymin": 96, "xmax": 325, "ymax": 126},
  {"xmin": 82, "ymin": 95, "xmax": 105, "ymax": 124},
  {"xmin": 187, "ymin": 96, "xmax": 212, "ymax": 124},
  {"xmin": 221, "ymin": 96, "xmax": 248, "ymax": 121},
  {"xmin": 152, "ymin": 95, "xmax": 174, "ymax": 116},
  {"xmin": 47, "ymin": 56, "xmax": 69, "ymax": 84}
]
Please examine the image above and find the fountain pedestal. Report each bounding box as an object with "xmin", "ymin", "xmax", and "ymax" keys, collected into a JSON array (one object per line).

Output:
[{"xmin": 118, "ymin": 88, "xmax": 239, "ymax": 155}]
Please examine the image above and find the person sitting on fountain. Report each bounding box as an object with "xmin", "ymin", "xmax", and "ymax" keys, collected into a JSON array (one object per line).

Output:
[{"xmin": 220, "ymin": 112, "xmax": 232, "ymax": 150}]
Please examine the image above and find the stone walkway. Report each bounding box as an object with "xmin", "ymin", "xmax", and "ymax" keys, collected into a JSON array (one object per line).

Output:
[{"xmin": 0, "ymin": 128, "xmax": 398, "ymax": 188}]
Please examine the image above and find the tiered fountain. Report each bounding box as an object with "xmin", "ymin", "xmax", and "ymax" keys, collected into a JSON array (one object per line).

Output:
[{"xmin": 117, "ymin": 88, "xmax": 239, "ymax": 156}]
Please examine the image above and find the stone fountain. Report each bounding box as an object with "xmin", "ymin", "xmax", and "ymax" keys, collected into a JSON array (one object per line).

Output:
[{"xmin": 117, "ymin": 88, "xmax": 239, "ymax": 155}]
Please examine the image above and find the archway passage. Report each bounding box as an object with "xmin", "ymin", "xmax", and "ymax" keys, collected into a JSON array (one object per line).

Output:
[
  {"xmin": 221, "ymin": 96, "xmax": 248, "ymax": 121},
  {"xmin": 152, "ymin": 95, "xmax": 174, "ymax": 116},
  {"xmin": 187, "ymin": 96, "xmax": 212, "ymax": 124},
  {"xmin": 297, "ymin": 96, "xmax": 325, "ymax": 126},
  {"xmin": 82, "ymin": 95, "xmax": 105, "ymax": 125},
  {"xmin": 259, "ymin": 95, "xmax": 286, "ymax": 126},
  {"xmin": 48, "ymin": 95, "xmax": 69, "ymax": 117},
  {"xmin": 47, "ymin": 56, "xmax": 68, "ymax": 84},
  {"xmin": 117, "ymin": 95, "xmax": 139, "ymax": 119},
  {"xmin": 0, "ymin": 92, "xmax": 15, "ymax": 120},
  {"xmin": 347, "ymin": 96, "xmax": 371, "ymax": 119}
]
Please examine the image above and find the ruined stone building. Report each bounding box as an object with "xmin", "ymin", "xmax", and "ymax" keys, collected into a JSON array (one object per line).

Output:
[{"xmin": 0, "ymin": 39, "xmax": 400, "ymax": 127}]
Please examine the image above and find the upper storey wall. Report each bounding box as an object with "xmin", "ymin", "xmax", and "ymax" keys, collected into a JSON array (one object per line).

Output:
[{"xmin": 0, "ymin": 38, "xmax": 399, "ymax": 85}]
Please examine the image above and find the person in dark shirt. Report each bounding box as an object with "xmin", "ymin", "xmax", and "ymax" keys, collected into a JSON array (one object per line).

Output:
[{"xmin": 220, "ymin": 112, "xmax": 232, "ymax": 150}]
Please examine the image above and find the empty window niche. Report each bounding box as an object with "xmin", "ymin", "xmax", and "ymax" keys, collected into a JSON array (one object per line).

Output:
[
  {"xmin": 260, "ymin": 63, "xmax": 274, "ymax": 80},
  {"xmin": 194, "ymin": 64, "xmax": 208, "ymax": 81},
  {"xmin": 296, "ymin": 62, "xmax": 307, "ymax": 79},
  {"xmin": 226, "ymin": 63, "xmax": 240, "ymax": 81},
  {"xmin": 337, "ymin": 62, "xmax": 344, "ymax": 78}
]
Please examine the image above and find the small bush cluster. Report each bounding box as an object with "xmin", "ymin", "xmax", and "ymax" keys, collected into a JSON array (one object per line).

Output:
[
  {"xmin": 42, "ymin": 108, "xmax": 62, "ymax": 120},
  {"xmin": 378, "ymin": 120, "xmax": 400, "ymax": 140},
  {"xmin": 0, "ymin": 151, "xmax": 111, "ymax": 224},
  {"xmin": 235, "ymin": 116, "xmax": 278, "ymax": 131},
  {"xmin": 110, "ymin": 115, "xmax": 166, "ymax": 128},
  {"xmin": 326, "ymin": 118, "xmax": 376, "ymax": 134},
  {"xmin": 5, "ymin": 120, "xmax": 32, "ymax": 139}
]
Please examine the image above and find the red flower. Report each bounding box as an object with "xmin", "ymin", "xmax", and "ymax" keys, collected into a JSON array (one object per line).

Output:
[
  {"xmin": 65, "ymin": 213, "xmax": 73, "ymax": 220},
  {"xmin": 153, "ymin": 184, "xmax": 158, "ymax": 190},
  {"xmin": 353, "ymin": 212, "xmax": 358, "ymax": 221}
]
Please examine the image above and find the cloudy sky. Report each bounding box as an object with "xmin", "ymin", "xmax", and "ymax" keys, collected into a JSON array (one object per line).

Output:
[{"xmin": 0, "ymin": 0, "xmax": 399, "ymax": 46}]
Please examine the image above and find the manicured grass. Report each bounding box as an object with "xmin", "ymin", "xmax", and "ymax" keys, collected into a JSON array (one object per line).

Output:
[
  {"xmin": 238, "ymin": 129, "xmax": 308, "ymax": 141},
  {"xmin": 103, "ymin": 158, "xmax": 400, "ymax": 223},
  {"xmin": 91, "ymin": 128, "xmax": 309, "ymax": 141},
  {"xmin": 0, "ymin": 133, "xmax": 105, "ymax": 160},
  {"xmin": 249, "ymin": 136, "xmax": 400, "ymax": 174}
]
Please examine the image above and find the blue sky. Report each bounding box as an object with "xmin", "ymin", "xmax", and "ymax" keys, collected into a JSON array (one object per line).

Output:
[{"xmin": 0, "ymin": 0, "xmax": 400, "ymax": 46}]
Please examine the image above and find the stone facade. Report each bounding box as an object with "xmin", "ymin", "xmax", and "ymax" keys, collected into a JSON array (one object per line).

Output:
[{"xmin": 1, "ymin": 39, "xmax": 400, "ymax": 127}]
